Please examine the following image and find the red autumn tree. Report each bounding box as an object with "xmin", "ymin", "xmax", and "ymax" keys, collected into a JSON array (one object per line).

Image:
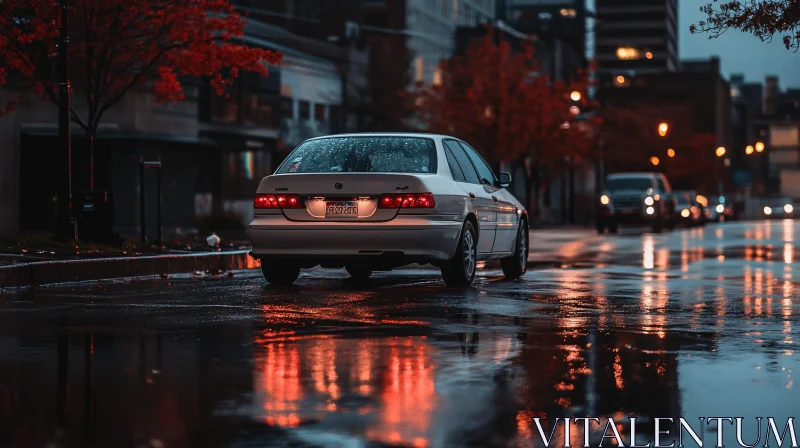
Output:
[
  {"xmin": 415, "ymin": 26, "xmax": 598, "ymax": 211},
  {"xmin": 690, "ymin": 0, "xmax": 800, "ymax": 51},
  {"xmin": 0, "ymin": 0, "xmax": 281, "ymax": 184}
]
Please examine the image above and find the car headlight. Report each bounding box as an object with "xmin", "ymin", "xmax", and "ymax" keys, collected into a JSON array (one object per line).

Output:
[
  {"xmin": 644, "ymin": 197, "xmax": 654, "ymax": 206},
  {"xmin": 600, "ymin": 194, "xmax": 610, "ymax": 205},
  {"xmin": 764, "ymin": 206, "xmax": 772, "ymax": 215},
  {"xmin": 716, "ymin": 204, "xmax": 724, "ymax": 213},
  {"xmin": 646, "ymin": 206, "xmax": 655, "ymax": 215},
  {"xmin": 681, "ymin": 209, "xmax": 690, "ymax": 218},
  {"xmin": 785, "ymin": 204, "xmax": 794, "ymax": 213}
]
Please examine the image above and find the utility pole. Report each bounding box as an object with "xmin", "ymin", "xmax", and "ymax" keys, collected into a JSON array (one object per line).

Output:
[{"xmin": 55, "ymin": 0, "xmax": 74, "ymax": 240}]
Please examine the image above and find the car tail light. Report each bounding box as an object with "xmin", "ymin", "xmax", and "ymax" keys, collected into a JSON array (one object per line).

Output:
[
  {"xmin": 254, "ymin": 194, "xmax": 303, "ymax": 209},
  {"xmin": 378, "ymin": 193, "xmax": 436, "ymax": 209}
]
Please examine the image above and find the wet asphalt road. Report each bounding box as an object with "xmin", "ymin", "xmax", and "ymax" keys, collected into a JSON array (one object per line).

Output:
[{"xmin": 1, "ymin": 220, "xmax": 799, "ymax": 448}]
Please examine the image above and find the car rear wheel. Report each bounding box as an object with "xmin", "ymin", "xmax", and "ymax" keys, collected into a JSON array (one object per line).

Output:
[
  {"xmin": 501, "ymin": 220, "xmax": 528, "ymax": 279},
  {"xmin": 651, "ymin": 216, "xmax": 664, "ymax": 233},
  {"xmin": 261, "ymin": 261, "xmax": 300, "ymax": 286},
  {"xmin": 441, "ymin": 221, "xmax": 477, "ymax": 287},
  {"xmin": 345, "ymin": 264, "xmax": 373, "ymax": 281},
  {"xmin": 596, "ymin": 221, "xmax": 605, "ymax": 234}
]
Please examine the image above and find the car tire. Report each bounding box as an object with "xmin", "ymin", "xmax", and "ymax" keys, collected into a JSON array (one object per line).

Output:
[
  {"xmin": 501, "ymin": 220, "xmax": 528, "ymax": 280},
  {"xmin": 652, "ymin": 213, "xmax": 664, "ymax": 233},
  {"xmin": 345, "ymin": 264, "xmax": 373, "ymax": 281},
  {"xmin": 596, "ymin": 221, "xmax": 605, "ymax": 234},
  {"xmin": 441, "ymin": 220, "xmax": 478, "ymax": 287},
  {"xmin": 261, "ymin": 261, "xmax": 300, "ymax": 286}
]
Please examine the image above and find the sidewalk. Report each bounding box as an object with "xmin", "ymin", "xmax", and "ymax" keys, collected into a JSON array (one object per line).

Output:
[{"xmin": 0, "ymin": 250, "xmax": 259, "ymax": 290}]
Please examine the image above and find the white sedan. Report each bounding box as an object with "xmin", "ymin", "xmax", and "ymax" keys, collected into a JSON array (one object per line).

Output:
[{"xmin": 249, "ymin": 133, "xmax": 529, "ymax": 287}]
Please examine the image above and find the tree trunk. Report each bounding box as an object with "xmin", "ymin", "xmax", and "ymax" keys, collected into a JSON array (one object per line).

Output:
[
  {"xmin": 531, "ymin": 165, "xmax": 540, "ymax": 223},
  {"xmin": 88, "ymin": 133, "xmax": 95, "ymax": 190}
]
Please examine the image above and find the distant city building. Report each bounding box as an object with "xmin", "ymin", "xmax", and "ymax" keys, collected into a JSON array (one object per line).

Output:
[
  {"xmin": 498, "ymin": 0, "xmax": 589, "ymax": 66},
  {"xmin": 402, "ymin": 0, "xmax": 497, "ymax": 85},
  {"xmin": 595, "ymin": 0, "xmax": 678, "ymax": 87}
]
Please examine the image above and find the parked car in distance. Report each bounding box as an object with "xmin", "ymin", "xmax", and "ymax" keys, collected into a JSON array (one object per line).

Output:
[
  {"xmin": 763, "ymin": 197, "xmax": 796, "ymax": 219},
  {"xmin": 596, "ymin": 172, "xmax": 676, "ymax": 234},
  {"xmin": 249, "ymin": 133, "xmax": 529, "ymax": 287},
  {"xmin": 674, "ymin": 190, "xmax": 705, "ymax": 227},
  {"xmin": 706, "ymin": 196, "xmax": 733, "ymax": 222}
]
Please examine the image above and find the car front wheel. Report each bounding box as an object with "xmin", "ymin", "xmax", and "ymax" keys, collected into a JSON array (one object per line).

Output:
[
  {"xmin": 261, "ymin": 261, "xmax": 300, "ymax": 286},
  {"xmin": 441, "ymin": 221, "xmax": 478, "ymax": 287},
  {"xmin": 501, "ymin": 220, "xmax": 528, "ymax": 279}
]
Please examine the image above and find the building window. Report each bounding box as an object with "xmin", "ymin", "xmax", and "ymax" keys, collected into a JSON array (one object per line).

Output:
[
  {"xmin": 314, "ymin": 104, "xmax": 326, "ymax": 122},
  {"xmin": 241, "ymin": 92, "xmax": 278, "ymax": 128},
  {"xmin": 441, "ymin": 0, "xmax": 447, "ymax": 14},
  {"xmin": 211, "ymin": 90, "xmax": 241, "ymax": 124},
  {"xmin": 616, "ymin": 47, "xmax": 641, "ymax": 60},
  {"xmin": 329, "ymin": 105, "xmax": 341, "ymax": 132},
  {"xmin": 280, "ymin": 97, "xmax": 294, "ymax": 120},
  {"xmin": 415, "ymin": 56, "xmax": 425, "ymax": 84},
  {"xmin": 452, "ymin": 0, "xmax": 458, "ymax": 20},
  {"xmin": 299, "ymin": 100, "xmax": 311, "ymax": 120},
  {"xmin": 223, "ymin": 150, "xmax": 273, "ymax": 198}
]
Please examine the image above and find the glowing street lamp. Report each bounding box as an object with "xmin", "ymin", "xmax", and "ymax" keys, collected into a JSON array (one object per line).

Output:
[
  {"xmin": 650, "ymin": 156, "xmax": 660, "ymax": 166},
  {"xmin": 745, "ymin": 145, "xmax": 754, "ymax": 155},
  {"xmin": 667, "ymin": 148, "xmax": 675, "ymax": 158},
  {"xmin": 755, "ymin": 141, "xmax": 765, "ymax": 152},
  {"xmin": 657, "ymin": 122, "xmax": 669, "ymax": 137},
  {"xmin": 715, "ymin": 146, "xmax": 726, "ymax": 157},
  {"xmin": 570, "ymin": 91, "xmax": 581, "ymax": 102}
]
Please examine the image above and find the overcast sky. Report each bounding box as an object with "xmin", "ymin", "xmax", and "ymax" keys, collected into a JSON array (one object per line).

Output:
[{"xmin": 679, "ymin": 1, "xmax": 800, "ymax": 89}]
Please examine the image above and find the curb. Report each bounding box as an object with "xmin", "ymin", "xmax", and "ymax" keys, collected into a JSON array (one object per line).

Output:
[{"xmin": 0, "ymin": 250, "xmax": 260, "ymax": 290}]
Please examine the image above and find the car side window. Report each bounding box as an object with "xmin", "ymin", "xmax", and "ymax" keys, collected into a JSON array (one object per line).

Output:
[
  {"xmin": 444, "ymin": 140, "xmax": 480, "ymax": 184},
  {"xmin": 442, "ymin": 143, "xmax": 466, "ymax": 182},
  {"xmin": 459, "ymin": 142, "xmax": 497, "ymax": 186},
  {"xmin": 656, "ymin": 176, "xmax": 671, "ymax": 192}
]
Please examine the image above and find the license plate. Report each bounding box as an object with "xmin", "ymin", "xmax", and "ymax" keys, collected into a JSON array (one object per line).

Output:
[
  {"xmin": 325, "ymin": 201, "xmax": 358, "ymax": 218},
  {"xmin": 619, "ymin": 209, "xmax": 636, "ymax": 215}
]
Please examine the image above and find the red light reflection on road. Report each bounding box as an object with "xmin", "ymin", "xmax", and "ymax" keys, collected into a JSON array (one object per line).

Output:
[{"xmin": 253, "ymin": 330, "xmax": 437, "ymax": 447}]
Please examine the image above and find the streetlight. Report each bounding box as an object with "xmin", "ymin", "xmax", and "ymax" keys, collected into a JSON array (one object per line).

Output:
[
  {"xmin": 667, "ymin": 148, "xmax": 675, "ymax": 158},
  {"xmin": 650, "ymin": 156, "xmax": 660, "ymax": 166},
  {"xmin": 570, "ymin": 91, "xmax": 581, "ymax": 102},
  {"xmin": 745, "ymin": 145, "xmax": 754, "ymax": 155},
  {"xmin": 657, "ymin": 122, "xmax": 669, "ymax": 137},
  {"xmin": 716, "ymin": 146, "xmax": 726, "ymax": 157},
  {"xmin": 755, "ymin": 141, "xmax": 765, "ymax": 152}
]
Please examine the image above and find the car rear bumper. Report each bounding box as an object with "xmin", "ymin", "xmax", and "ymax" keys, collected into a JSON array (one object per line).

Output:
[{"xmin": 249, "ymin": 214, "xmax": 463, "ymax": 262}]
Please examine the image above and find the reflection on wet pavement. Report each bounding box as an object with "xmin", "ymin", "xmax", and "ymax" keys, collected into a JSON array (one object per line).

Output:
[{"xmin": 0, "ymin": 221, "xmax": 799, "ymax": 447}]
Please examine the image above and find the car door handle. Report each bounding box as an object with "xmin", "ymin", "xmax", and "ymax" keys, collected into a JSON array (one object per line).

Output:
[
  {"xmin": 469, "ymin": 192, "xmax": 476, "ymax": 199},
  {"xmin": 492, "ymin": 196, "xmax": 498, "ymax": 202}
]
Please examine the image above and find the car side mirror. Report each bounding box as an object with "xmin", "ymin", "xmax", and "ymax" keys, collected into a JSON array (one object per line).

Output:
[{"xmin": 498, "ymin": 172, "xmax": 511, "ymax": 187}]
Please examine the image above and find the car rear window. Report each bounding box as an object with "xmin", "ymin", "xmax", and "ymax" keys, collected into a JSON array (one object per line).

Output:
[
  {"xmin": 606, "ymin": 177, "xmax": 653, "ymax": 191},
  {"xmin": 276, "ymin": 136, "xmax": 437, "ymax": 174}
]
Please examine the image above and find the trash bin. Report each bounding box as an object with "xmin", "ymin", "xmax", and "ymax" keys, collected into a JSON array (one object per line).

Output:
[{"xmin": 73, "ymin": 190, "xmax": 114, "ymax": 243}]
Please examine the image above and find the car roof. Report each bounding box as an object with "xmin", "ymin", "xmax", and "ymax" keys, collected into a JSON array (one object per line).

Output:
[
  {"xmin": 607, "ymin": 172, "xmax": 661, "ymax": 179},
  {"xmin": 304, "ymin": 132, "xmax": 456, "ymax": 141}
]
